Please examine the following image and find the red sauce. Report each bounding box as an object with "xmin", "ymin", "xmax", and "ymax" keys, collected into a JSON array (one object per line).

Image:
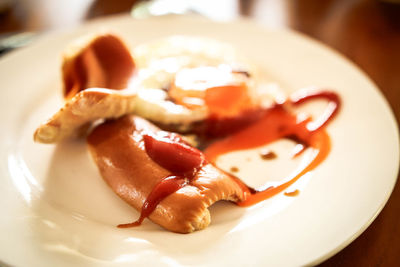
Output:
[
  {"xmin": 230, "ymin": 166, "xmax": 239, "ymax": 172},
  {"xmin": 192, "ymin": 109, "xmax": 265, "ymax": 138},
  {"xmin": 290, "ymin": 90, "xmax": 341, "ymax": 132},
  {"xmin": 118, "ymin": 131, "xmax": 206, "ymax": 227},
  {"xmin": 204, "ymin": 90, "xmax": 340, "ymax": 206},
  {"xmin": 63, "ymin": 34, "xmax": 135, "ymax": 99},
  {"xmin": 143, "ymin": 133, "xmax": 205, "ymax": 174},
  {"xmin": 121, "ymin": 90, "xmax": 340, "ymax": 226},
  {"xmin": 284, "ymin": 189, "xmax": 300, "ymax": 197},
  {"xmin": 260, "ymin": 150, "xmax": 277, "ymax": 160},
  {"xmin": 192, "ymin": 91, "xmax": 340, "ymax": 138},
  {"xmin": 118, "ymin": 175, "xmax": 188, "ymax": 228}
]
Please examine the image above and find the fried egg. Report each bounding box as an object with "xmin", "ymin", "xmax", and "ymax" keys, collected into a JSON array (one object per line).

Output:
[
  {"xmin": 128, "ymin": 36, "xmax": 285, "ymax": 128},
  {"xmin": 34, "ymin": 34, "xmax": 286, "ymax": 143}
]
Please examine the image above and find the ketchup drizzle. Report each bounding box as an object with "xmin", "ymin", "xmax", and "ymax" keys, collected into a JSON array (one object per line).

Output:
[
  {"xmin": 118, "ymin": 132, "xmax": 206, "ymax": 227},
  {"xmin": 120, "ymin": 90, "xmax": 341, "ymax": 227},
  {"xmin": 290, "ymin": 90, "xmax": 341, "ymax": 132},
  {"xmin": 204, "ymin": 90, "xmax": 340, "ymax": 206},
  {"xmin": 118, "ymin": 176, "xmax": 188, "ymax": 228}
]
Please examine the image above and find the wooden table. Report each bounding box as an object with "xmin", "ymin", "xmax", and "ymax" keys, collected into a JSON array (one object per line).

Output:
[
  {"xmin": 1, "ymin": 0, "xmax": 399, "ymax": 265},
  {"xmin": 286, "ymin": 1, "xmax": 400, "ymax": 266}
]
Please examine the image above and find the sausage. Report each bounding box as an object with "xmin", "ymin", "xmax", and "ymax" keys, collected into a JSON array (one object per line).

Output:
[{"xmin": 87, "ymin": 115, "xmax": 246, "ymax": 233}]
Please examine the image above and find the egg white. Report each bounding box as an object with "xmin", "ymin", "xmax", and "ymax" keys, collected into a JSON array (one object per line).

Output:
[{"xmin": 128, "ymin": 36, "xmax": 285, "ymax": 127}]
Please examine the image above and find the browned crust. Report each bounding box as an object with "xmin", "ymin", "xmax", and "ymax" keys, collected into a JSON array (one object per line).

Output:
[
  {"xmin": 34, "ymin": 88, "xmax": 136, "ymax": 143},
  {"xmin": 87, "ymin": 115, "xmax": 245, "ymax": 233}
]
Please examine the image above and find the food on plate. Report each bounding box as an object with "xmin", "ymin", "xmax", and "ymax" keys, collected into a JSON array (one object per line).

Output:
[
  {"xmin": 34, "ymin": 33, "xmax": 341, "ymax": 233},
  {"xmin": 87, "ymin": 115, "xmax": 247, "ymax": 233},
  {"xmin": 204, "ymin": 90, "xmax": 339, "ymax": 207},
  {"xmin": 34, "ymin": 35, "xmax": 284, "ymax": 143},
  {"xmin": 62, "ymin": 33, "xmax": 135, "ymax": 99},
  {"xmin": 34, "ymin": 33, "xmax": 136, "ymax": 143},
  {"xmin": 34, "ymin": 88, "xmax": 137, "ymax": 143}
]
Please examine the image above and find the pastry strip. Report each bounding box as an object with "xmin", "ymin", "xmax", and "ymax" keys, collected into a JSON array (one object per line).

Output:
[{"xmin": 34, "ymin": 88, "xmax": 136, "ymax": 143}]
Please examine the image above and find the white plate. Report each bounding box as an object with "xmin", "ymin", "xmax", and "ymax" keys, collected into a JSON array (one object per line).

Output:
[{"xmin": 0, "ymin": 15, "xmax": 399, "ymax": 267}]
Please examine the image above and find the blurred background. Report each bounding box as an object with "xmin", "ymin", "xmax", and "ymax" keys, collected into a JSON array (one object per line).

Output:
[{"xmin": 1, "ymin": 0, "xmax": 399, "ymax": 266}]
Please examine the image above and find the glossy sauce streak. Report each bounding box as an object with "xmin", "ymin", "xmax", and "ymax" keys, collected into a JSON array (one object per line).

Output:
[
  {"xmin": 204, "ymin": 90, "xmax": 340, "ymax": 206},
  {"xmin": 284, "ymin": 189, "xmax": 300, "ymax": 197},
  {"xmin": 143, "ymin": 133, "xmax": 205, "ymax": 174},
  {"xmin": 118, "ymin": 175, "xmax": 188, "ymax": 228},
  {"xmin": 118, "ymin": 133, "xmax": 205, "ymax": 227}
]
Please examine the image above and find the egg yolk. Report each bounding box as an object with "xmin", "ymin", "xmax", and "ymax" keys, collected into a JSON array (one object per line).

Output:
[{"xmin": 169, "ymin": 66, "xmax": 254, "ymax": 118}]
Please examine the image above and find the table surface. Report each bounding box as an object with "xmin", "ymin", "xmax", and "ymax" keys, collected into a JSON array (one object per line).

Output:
[{"xmin": 1, "ymin": 0, "xmax": 399, "ymax": 265}]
